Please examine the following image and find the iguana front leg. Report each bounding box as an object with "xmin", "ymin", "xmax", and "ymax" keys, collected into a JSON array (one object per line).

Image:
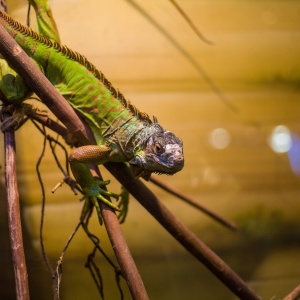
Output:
[
  {"xmin": 28, "ymin": 0, "xmax": 60, "ymax": 42},
  {"xmin": 0, "ymin": 60, "xmax": 31, "ymax": 103},
  {"xmin": 0, "ymin": 0, "xmax": 60, "ymax": 104},
  {"xmin": 69, "ymin": 145, "xmax": 122, "ymax": 224}
]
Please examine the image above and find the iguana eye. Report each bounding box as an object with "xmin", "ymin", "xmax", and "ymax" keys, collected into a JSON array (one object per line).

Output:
[{"xmin": 154, "ymin": 142, "xmax": 163, "ymax": 154}]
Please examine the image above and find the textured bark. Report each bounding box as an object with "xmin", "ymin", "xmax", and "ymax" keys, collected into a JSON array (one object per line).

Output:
[{"xmin": 3, "ymin": 110, "xmax": 30, "ymax": 300}]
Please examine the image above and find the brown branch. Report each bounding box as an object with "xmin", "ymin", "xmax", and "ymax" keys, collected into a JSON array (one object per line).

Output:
[
  {"xmin": 150, "ymin": 175, "xmax": 237, "ymax": 231},
  {"xmin": 101, "ymin": 203, "xmax": 148, "ymax": 299},
  {"xmin": 283, "ymin": 284, "xmax": 300, "ymax": 300},
  {"xmin": 0, "ymin": 23, "xmax": 148, "ymax": 300},
  {"xmin": 90, "ymin": 166, "xmax": 149, "ymax": 300},
  {"xmin": 2, "ymin": 103, "xmax": 30, "ymax": 300},
  {"xmin": 0, "ymin": 23, "xmax": 262, "ymax": 299}
]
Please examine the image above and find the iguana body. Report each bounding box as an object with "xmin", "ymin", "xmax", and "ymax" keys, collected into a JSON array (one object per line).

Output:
[{"xmin": 0, "ymin": 3, "xmax": 184, "ymax": 217}]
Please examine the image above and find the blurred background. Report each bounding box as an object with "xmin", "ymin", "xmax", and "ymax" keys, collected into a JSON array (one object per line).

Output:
[{"xmin": 0, "ymin": 0, "xmax": 300, "ymax": 299}]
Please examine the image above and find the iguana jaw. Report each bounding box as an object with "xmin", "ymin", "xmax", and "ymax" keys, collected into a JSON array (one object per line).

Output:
[
  {"xmin": 129, "ymin": 130, "xmax": 184, "ymax": 181},
  {"xmin": 130, "ymin": 165, "xmax": 152, "ymax": 181}
]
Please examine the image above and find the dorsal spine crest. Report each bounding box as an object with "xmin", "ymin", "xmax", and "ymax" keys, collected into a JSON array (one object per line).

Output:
[{"xmin": 0, "ymin": 10, "xmax": 152, "ymax": 124}]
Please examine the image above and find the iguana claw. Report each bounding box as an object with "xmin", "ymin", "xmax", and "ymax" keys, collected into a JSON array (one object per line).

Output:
[
  {"xmin": 117, "ymin": 186, "xmax": 130, "ymax": 224},
  {"xmin": 80, "ymin": 179, "xmax": 120, "ymax": 224}
]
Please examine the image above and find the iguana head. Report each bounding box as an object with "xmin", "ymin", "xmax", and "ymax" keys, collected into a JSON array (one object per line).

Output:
[{"xmin": 129, "ymin": 123, "xmax": 184, "ymax": 180}]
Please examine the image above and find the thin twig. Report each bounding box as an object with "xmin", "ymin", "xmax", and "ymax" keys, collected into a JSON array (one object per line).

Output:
[
  {"xmin": 35, "ymin": 125, "xmax": 54, "ymax": 274},
  {"xmin": 47, "ymin": 134, "xmax": 70, "ymax": 176},
  {"xmin": 150, "ymin": 175, "xmax": 237, "ymax": 231},
  {"xmin": 168, "ymin": 0, "xmax": 214, "ymax": 45},
  {"xmin": 85, "ymin": 246, "xmax": 105, "ymax": 299},
  {"xmin": 2, "ymin": 104, "xmax": 30, "ymax": 300},
  {"xmin": 29, "ymin": 108, "xmax": 75, "ymax": 145},
  {"xmin": 54, "ymin": 220, "xmax": 81, "ymax": 300},
  {"xmin": 125, "ymin": 0, "xmax": 238, "ymax": 112}
]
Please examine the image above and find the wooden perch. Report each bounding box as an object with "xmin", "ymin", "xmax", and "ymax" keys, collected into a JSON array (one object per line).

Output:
[
  {"xmin": 0, "ymin": 23, "xmax": 261, "ymax": 300},
  {"xmin": 2, "ymin": 104, "xmax": 30, "ymax": 300}
]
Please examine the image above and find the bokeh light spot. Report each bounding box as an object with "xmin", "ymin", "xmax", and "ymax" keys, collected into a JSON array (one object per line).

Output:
[
  {"xmin": 209, "ymin": 128, "xmax": 231, "ymax": 149},
  {"xmin": 269, "ymin": 125, "xmax": 292, "ymax": 153}
]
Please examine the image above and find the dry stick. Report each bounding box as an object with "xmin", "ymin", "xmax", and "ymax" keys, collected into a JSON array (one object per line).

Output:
[
  {"xmin": 168, "ymin": 0, "xmax": 214, "ymax": 45},
  {"xmin": 283, "ymin": 284, "xmax": 300, "ymax": 300},
  {"xmin": 101, "ymin": 201, "xmax": 149, "ymax": 300},
  {"xmin": 150, "ymin": 175, "xmax": 238, "ymax": 231},
  {"xmin": 90, "ymin": 166, "xmax": 149, "ymax": 300},
  {"xmin": 2, "ymin": 105, "xmax": 30, "ymax": 300},
  {"xmin": 0, "ymin": 24, "xmax": 148, "ymax": 300},
  {"xmin": 0, "ymin": 24, "xmax": 262, "ymax": 299}
]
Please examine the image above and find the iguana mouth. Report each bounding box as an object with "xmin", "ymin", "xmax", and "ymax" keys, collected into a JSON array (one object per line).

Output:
[
  {"xmin": 130, "ymin": 162, "xmax": 174, "ymax": 182},
  {"xmin": 130, "ymin": 165, "xmax": 152, "ymax": 181}
]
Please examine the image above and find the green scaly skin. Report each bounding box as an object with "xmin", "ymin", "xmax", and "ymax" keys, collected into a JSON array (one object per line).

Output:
[{"xmin": 0, "ymin": 2, "xmax": 184, "ymax": 220}]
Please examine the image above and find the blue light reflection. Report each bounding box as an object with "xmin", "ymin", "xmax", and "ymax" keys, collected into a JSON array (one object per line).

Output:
[{"xmin": 288, "ymin": 133, "xmax": 300, "ymax": 176}]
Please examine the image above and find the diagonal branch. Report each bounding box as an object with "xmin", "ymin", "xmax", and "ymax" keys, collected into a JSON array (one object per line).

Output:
[
  {"xmin": 150, "ymin": 175, "xmax": 237, "ymax": 231},
  {"xmin": 283, "ymin": 284, "xmax": 300, "ymax": 300},
  {"xmin": 0, "ymin": 23, "xmax": 261, "ymax": 299},
  {"xmin": 168, "ymin": 0, "xmax": 214, "ymax": 45}
]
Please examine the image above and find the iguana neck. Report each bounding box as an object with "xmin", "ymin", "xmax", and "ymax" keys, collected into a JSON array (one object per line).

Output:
[{"xmin": 104, "ymin": 120, "xmax": 164, "ymax": 161}]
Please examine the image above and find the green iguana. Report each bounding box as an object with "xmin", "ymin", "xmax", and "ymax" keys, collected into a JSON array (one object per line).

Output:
[{"xmin": 0, "ymin": 1, "xmax": 184, "ymax": 220}]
